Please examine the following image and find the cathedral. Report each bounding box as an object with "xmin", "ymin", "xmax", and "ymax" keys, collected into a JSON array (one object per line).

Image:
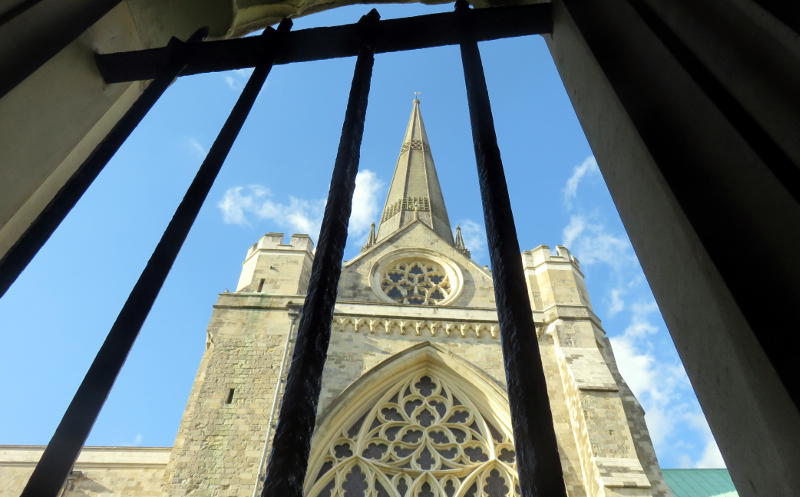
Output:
[{"xmin": 1, "ymin": 100, "xmax": 684, "ymax": 497}]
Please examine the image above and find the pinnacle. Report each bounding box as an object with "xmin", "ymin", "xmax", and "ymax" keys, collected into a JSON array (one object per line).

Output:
[{"xmin": 375, "ymin": 98, "xmax": 454, "ymax": 244}]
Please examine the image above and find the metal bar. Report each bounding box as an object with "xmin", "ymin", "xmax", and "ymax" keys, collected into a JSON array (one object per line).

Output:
[
  {"xmin": 0, "ymin": 28, "xmax": 207, "ymax": 299},
  {"xmin": 18, "ymin": 20, "xmax": 292, "ymax": 497},
  {"xmin": 0, "ymin": 0, "xmax": 123, "ymax": 98},
  {"xmin": 251, "ymin": 305, "xmax": 300, "ymax": 497},
  {"xmin": 96, "ymin": 4, "xmax": 551, "ymax": 84},
  {"xmin": 454, "ymin": 1, "xmax": 566, "ymax": 496},
  {"xmin": 260, "ymin": 10, "xmax": 379, "ymax": 497}
]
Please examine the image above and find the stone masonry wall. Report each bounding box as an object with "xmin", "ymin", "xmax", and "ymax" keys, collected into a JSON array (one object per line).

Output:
[
  {"xmin": 163, "ymin": 233, "xmax": 313, "ymax": 497},
  {"xmin": 162, "ymin": 301, "xmax": 297, "ymax": 497},
  {"xmin": 0, "ymin": 446, "xmax": 169, "ymax": 497},
  {"xmin": 525, "ymin": 245, "xmax": 672, "ymax": 497}
]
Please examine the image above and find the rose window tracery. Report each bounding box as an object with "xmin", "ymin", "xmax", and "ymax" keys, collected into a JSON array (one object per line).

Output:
[
  {"xmin": 307, "ymin": 373, "xmax": 519, "ymax": 497},
  {"xmin": 380, "ymin": 259, "xmax": 452, "ymax": 305}
]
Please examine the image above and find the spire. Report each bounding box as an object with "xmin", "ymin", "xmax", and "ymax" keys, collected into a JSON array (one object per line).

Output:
[
  {"xmin": 454, "ymin": 225, "xmax": 471, "ymax": 259},
  {"xmin": 361, "ymin": 222, "xmax": 377, "ymax": 251},
  {"xmin": 376, "ymin": 98, "xmax": 454, "ymax": 244}
]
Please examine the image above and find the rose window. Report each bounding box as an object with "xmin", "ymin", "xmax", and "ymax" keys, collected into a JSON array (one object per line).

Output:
[
  {"xmin": 380, "ymin": 259, "xmax": 452, "ymax": 305},
  {"xmin": 306, "ymin": 372, "xmax": 519, "ymax": 497}
]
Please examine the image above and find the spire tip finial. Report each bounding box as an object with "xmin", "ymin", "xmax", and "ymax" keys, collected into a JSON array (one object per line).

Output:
[{"xmin": 413, "ymin": 91, "xmax": 422, "ymax": 102}]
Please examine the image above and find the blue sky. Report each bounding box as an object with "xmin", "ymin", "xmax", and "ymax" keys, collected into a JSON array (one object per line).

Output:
[{"xmin": 0, "ymin": 3, "xmax": 723, "ymax": 470}]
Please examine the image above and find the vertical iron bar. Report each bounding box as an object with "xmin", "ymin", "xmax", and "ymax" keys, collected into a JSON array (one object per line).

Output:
[
  {"xmin": 19, "ymin": 20, "xmax": 292, "ymax": 497},
  {"xmin": 0, "ymin": 27, "xmax": 207, "ymax": 299},
  {"xmin": 454, "ymin": 1, "xmax": 566, "ymax": 496},
  {"xmin": 261, "ymin": 10, "xmax": 379, "ymax": 497}
]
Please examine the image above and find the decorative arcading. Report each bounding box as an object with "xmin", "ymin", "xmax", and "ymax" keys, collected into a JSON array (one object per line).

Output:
[
  {"xmin": 381, "ymin": 196, "xmax": 431, "ymax": 222},
  {"xmin": 332, "ymin": 316, "xmax": 498, "ymax": 339}
]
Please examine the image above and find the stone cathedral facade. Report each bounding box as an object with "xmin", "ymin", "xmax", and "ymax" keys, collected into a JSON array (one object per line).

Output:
[{"xmin": 0, "ymin": 100, "xmax": 672, "ymax": 497}]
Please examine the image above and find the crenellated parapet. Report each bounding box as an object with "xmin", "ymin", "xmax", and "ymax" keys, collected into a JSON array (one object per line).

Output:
[
  {"xmin": 522, "ymin": 244, "xmax": 582, "ymax": 272},
  {"xmin": 244, "ymin": 232, "xmax": 315, "ymax": 258},
  {"xmin": 236, "ymin": 232, "xmax": 315, "ymax": 294},
  {"xmin": 523, "ymin": 244, "xmax": 591, "ymax": 312}
]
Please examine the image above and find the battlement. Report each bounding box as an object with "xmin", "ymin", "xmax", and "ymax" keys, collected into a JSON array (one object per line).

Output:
[
  {"xmin": 522, "ymin": 244, "xmax": 581, "ymax": 271},
  {"xmin": 245, "ymin": 232, "xmax": 315, "ymax": 259}
]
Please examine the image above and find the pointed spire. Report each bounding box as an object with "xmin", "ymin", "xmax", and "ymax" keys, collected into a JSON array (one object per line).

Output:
[
  {"xmin": 361, "ymin": 222, "xmax": 377, "ymax": 251},
  {"xmin": 454, "ymin": 225, "xmax": 471, "ymax": 259},
  {"xmin": 376, "ymin": 98, "xmax": 454, "ymax": 244}
]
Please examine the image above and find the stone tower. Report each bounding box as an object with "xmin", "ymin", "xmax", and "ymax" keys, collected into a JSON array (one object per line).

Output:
[{"xmin": 163, "ymin": 99, "xmax": 672, "ymax": 497}]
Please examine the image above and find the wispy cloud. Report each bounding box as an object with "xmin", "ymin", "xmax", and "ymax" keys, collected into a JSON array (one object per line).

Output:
[
  {"xmin": 561, "ymin": 214, "xmax": 633, "ymax": 270},
  {"xmin": 560, "ymin": 154, "xmax": 723, "ymax": 468},
  {"xmin": 217, "ymin": 170, "xmax": 383, "ymax": 242},
  {"xmin": 222, "ymin": 68, "xmax": 253, "ymax": 91},
  {"xmin": 562, "ymin": 155, "xmax": 599, "ymax": 208},
  {"xmin": 686, "ymin": 412, "xmax": 726, "ymax": 468},
  {"xmin": 350, "ymin": 170, "xmax": 384, "ymax": 237},
  {"xmin": 185, "ymin": 137, "xmax": 207, "ymax": 159},
  {"xmin": 132, "ymin": 433, "xmax": 143, "ymax": 445},
  {"xmin": 608, "ymin": 287, "xmax": 625, "ymax": 316}
]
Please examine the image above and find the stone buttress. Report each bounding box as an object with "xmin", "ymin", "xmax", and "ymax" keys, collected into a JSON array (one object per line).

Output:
[{"xmin": 162, "ymin": 233, "xmax": 313, "ymax": 497}]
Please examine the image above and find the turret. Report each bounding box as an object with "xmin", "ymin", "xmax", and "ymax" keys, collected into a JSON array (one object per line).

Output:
[
  {"xmin": 522, "ymin": 244, "xmax": 591, "ymax": 311},
  {"xmin": 236, "ymin": 232, "xmax": 315, "ymax": 294}
]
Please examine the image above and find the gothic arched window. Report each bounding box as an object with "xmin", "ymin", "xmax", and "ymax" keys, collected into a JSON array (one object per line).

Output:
[{"xmin": 306, "ymin": 372, "xmax": 518, "ymax": 497}]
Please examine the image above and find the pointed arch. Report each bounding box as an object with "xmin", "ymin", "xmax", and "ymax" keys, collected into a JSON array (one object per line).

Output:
[{"xmin": 305, "ymin": 343, "xmax": 519, "ymax": 497}]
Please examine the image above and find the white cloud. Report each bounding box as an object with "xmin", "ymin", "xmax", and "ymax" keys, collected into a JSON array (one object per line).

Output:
[
  {"xmin": 217, "ymin": 170, "xmax": 383, "ymax": 241},
  {"xmin": 686, "ymin": 411, "xmax": 726, "ymax": 468},
  {"xmin": 561, "ymin": 214, "xmax": 633, "ymax": 270},
  {"xmin": 609, "ymin": 335, "xmax": 656, "ymax": 400},
  {"xmin": 609, "ymin": 288, "xmax": 625, "ymax": 315},
  {"xmin": 350, "ymin": 170, "xmax": 384, "ymax": 236},
  {"xmin": 563, "ymin": 156, "xmax": 599, "ymax": 208},
  {"xmin": 559, "ymin": 152, "xmax": 713, "ymax": 467},
  {"xmin": 695, "ymin": 440, "xmax": 725, "ymax": 468},
  {"xmin": 562, "ymin": 215, "xmax": 586, "ymax": 248},
  {"xmin": 457, "ymin": 219, "xmax": 488, "ymax": 262},
  {"xmin": 644, "ymin": 406, "xmax": 675, "ymax": 448},
  {"xmin": 223, "ymin": 75, "xmax": 239, "ymax": 91},
  {"xmin": 222, "ymin": 68, "xmax": 254, "ymax": 91},
  {"xmin": 132, "ymin": 433, "xmax": 143, "ymax": 445},
  {"xmin": 185, "ymin": 137, "xmax": 207, "ymax": 159}
]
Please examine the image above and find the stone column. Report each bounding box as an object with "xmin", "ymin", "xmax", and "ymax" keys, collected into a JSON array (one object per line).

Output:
[{"xmin": 524, "ymin": 246, "xmax": 671, "ymax": 497}]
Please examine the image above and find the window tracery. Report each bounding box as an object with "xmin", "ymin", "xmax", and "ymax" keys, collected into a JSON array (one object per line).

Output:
[
  {"xmin": 380, "ymin": 259, "xmax": 452, "ymax": 305},
  {"xmin": 307, "ymin": 373, "xmax": 519, "ymax": 497}
]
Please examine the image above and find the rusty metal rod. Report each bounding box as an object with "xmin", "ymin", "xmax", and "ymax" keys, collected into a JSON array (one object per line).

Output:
[
  {"xmin": 95, "ymin": 4, "xmax": 551, "ymax": 84},
  {"xmin": 18, "ymin": 20, "xmax": 291, "ymax": 497},
  {"xmin": 455, "ymin": 1, "xmax": 566, "ymax": 496},
  {"xmin": 0, "ymin": 28, "xmax": 207, "ymax": 299},
  {"xmin": 260, "ymin": 10, "xmax": 379, "ymax": 497}
]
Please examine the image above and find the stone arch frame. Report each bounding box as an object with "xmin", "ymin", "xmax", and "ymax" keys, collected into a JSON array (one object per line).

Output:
[{"xmin": 305, "ymin": 342, "xmax": 519, "ymax": 497}]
